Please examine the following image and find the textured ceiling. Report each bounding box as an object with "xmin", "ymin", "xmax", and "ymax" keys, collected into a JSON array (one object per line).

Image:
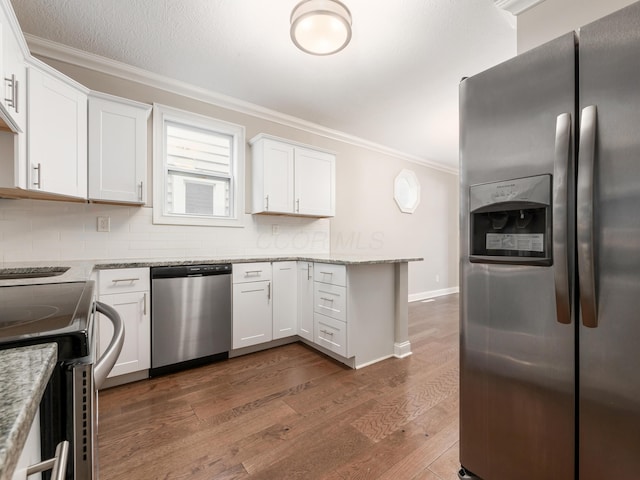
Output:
[{"xmin": 10, "ymin": 0, "xmax": 516, "ymax": 172}]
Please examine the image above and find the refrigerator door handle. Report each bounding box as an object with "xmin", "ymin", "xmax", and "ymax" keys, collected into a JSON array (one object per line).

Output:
[
  {"xmin": 577, "ymin": 105, "xmax": 598, "ymax": 328},
  {"xmin": 553, "ymin": 112, "xmax": 572, "ymax": 324}
]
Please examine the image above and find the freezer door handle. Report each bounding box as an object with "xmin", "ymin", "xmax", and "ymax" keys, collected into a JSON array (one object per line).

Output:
[
  {"xmin": 577, "ymin": 105, "xmax": 598, "ymax": 328},
  {"xmin": 553, "ymin": 112, "xmax": 572, "ymax": 324}
]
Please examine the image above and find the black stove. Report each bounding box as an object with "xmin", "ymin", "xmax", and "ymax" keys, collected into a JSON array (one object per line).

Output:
[{"xmin": 0, "ymin": 281, "xmax": 95, "ymax": 360}]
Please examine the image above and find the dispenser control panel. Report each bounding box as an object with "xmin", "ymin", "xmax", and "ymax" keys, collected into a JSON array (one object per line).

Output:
[{"xmin": 469, "ymin": 174, "xmax": 552, "ymax": 266}]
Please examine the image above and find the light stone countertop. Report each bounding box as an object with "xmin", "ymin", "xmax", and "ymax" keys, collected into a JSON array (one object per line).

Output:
[
  {"xmin": 0, "ymin": 344, "xmax": 57, "ymax": 480},
  {"xmin": 0, "ymin": 255, "xmax": 422, "ymax": 286}
]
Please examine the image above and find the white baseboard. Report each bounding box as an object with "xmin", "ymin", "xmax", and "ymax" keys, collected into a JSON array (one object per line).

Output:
[
  {"xmin": 408, "ymin": 286, "xmax": 459, "ymax": 303},
  {"xmin": 394, "ymin": 341, "xmax": 412, "ymax": 359}
]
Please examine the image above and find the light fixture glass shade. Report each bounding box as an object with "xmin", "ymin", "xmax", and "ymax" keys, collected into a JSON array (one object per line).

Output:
[{"xmin": 290, "ymin": 0, "xmax": 352, "ymax": 55}]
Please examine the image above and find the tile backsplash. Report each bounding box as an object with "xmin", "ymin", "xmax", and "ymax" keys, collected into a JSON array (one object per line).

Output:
[{"xmin": 0, "ymin": 199, "xmax": 330, "ymax": 264}]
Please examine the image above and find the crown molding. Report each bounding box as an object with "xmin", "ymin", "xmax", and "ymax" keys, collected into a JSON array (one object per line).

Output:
[
  {"xmin": 494, "ymin": 0, "xmax": 545, "ymax": 15},
  {"xmin": 25, "ymin": 34, "xmax": 458, "ymax": 175}
]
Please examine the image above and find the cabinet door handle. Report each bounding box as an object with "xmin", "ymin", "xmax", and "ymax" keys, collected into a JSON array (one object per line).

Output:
[
  {"xmin": 32, "ymin": 163, "xmax": 42, "ymax": 188},
  {"xmin": 143, "ymin": 292, "xmax": 148, "ymax": 316},
  {"xmin": 26, "ymin": 440, "xmax": 69, "ymax": 480},
  {"xmin": 14, "ymin": 78, "xmax": 18, "ymax": 113},
  {"xmin": 138, "ymin": 181, "xmax": 144, "ymax": 201},
  {"xmin": 296, "ymin": 198, "xmax": 300, "ymax": 212},
  {"xmin": 4, "ymin": 74, "xmax": 16, "ymax": 111},
  {"xmin": 265, "ymin": 195, "xmax": 269, "ymax": 211},
  {"xmin": 267, "ymin": 282, "xmax": 271, "ymax": 301},
  {"xmin": 112, "ymin": 278, "xmax": 140, "ymax": 283},
  {"xmin": 307, "ymin": 264, "xmax": 312, "ymax": 280}
]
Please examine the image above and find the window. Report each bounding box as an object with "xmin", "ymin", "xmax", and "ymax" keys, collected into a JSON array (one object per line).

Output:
[{"xmin": 153, "ymin": 104, "xmax": 245, "ymax": 227}]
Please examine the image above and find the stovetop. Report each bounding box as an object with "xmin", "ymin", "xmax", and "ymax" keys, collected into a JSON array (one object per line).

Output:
[{"xmin": 0, "ymin": 281, "xmax": 96, "ymax": 360}]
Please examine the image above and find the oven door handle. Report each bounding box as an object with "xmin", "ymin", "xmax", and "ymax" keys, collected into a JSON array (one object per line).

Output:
[{"xmin": 94, "ymin": 301, "xmax": 124, "ymax": 390}]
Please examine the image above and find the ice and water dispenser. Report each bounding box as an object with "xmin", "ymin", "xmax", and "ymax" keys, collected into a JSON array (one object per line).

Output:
[{"xmin": 469, "ymin": 174, "xmax": 552, "ymax": 265}]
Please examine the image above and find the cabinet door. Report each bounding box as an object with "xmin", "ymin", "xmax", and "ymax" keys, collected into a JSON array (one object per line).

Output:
[
  {"xmin": 1, "ymin": 12, "xmax": 26, "ymax": 133},
  {"xmin": 294, "ymin": 147, "xmax": 335, "ymax": 217},
  {"xmin": 297, "ymin": 262, "xmax": 314, "ymax": 341},
  {"xmin": 99, "ymin": 291, "xmax": 150, "ymax": 377},
  {"xmin": 233, "ymin": 280, "xmax": 272, "ymax": 348},
  {"xmin": 28, "ymin": 65, "xmax": 87, "ymax": 198},
  {"xmin": 89, "ymin": 95, "xmax": 149, "ymax": 203},
  {"xmin": 273, "ymin": 261, "xmax": 297, "ymax": 339},
  {"xmin": 260, "ymin": 139, "xmax": 294, "ymax": 213}
]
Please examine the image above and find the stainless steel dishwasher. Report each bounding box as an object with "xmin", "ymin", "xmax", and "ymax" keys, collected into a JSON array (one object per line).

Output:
[{"xmin": 150, "ymin": 264, "xmax": 231, "ymax": 376}]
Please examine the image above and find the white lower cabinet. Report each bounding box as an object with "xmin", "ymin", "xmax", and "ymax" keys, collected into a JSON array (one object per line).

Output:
[
  {"xmin": 313, "ymin": 263, "xmax": 349, "ymax": 358},
  {"xmin": 231, "ymin": 260, "xmax": 396, "ymax": 369},
  {"xmin": 232, "ymin": 262, "xmax": 272, "ymax": 349},
  {"xmin": 297, "ymin": 262, "xmax": 314, "ymax": 341},
  {"xmin": 272, "ymin": 261, "xmax": 297, "ymax": 339},
  {"xmin": 97, "ymin": 268, "xmax": 150, "ymax": 379}
]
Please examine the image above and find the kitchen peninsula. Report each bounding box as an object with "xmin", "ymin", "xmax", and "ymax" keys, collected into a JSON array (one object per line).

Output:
[{"xmin": 0, "ymin": 255, "xmax": 421, "ymax": 379}]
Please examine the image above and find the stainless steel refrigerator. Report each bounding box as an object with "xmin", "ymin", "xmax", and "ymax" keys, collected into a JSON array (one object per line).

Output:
[{"xmin": 459, "ymin": 2, "xmax": 640, "ymax": 479}]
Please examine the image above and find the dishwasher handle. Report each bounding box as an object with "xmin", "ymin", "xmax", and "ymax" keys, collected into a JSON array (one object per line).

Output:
[{"xmin": 94, "ymin": 301, "xmax": 124, "ymax": 390}]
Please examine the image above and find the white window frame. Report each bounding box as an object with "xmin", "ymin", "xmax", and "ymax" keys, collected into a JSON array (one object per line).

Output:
[{"xmin": 153, "ymin": 103, "xmax": 245, "ymax": 227}]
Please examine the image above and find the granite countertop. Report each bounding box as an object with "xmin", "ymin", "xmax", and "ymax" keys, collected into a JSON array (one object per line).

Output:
[
  {"xmin": 0, "ymin": 344, "xmax": 57, "ymax": 480},
  {"xmin": 0, "ymin": 255, "xmax": 423, "ymax": 286}
]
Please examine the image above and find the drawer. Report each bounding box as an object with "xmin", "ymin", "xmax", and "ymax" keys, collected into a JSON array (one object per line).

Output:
[
  {"xmin": 99, "ymin": 267, "xmax": 150, "ymax": 294},
  {"xmin": 314, "ymin": 263, "xmax": 346, "ymax": 286},
  {"xmin": 233, "ymin": 262, "xmax": 272, "ymax": 283},
  {"xmin": 314, "ymin": 313, "xmax": 347, "ymax": 357},
  {"xmin": 314, "ymin": 282, "xmax": 346, "ymax": 322}
]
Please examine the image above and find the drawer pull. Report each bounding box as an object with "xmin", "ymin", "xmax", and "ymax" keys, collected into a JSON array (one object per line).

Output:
[
  {"xmin": 320, "ymin": 271, "xmax": 334, "ymax": 275},
  {"xmin": 318, "ymin": 289, "xmax": 339, "ymax": 296},
  {"xmin": 244, "ymin": 270, "xmax": 263, "ymax": 276},
  {"xmin": 112, "ymin": 277, "xmax": 140, "ymax": 283},
  {"xmin": 318, "ymin": 304, "xmax": 340, "ymax": 313},
  {"xmin": 319, "ymin": 296, "xmax": 335, "ymax": 302},
  {"xmin": 320, "ymin": 329, "xmax": 334, "ymax": 336},
  {"xmin": 241, "ymin": 288, "xmax": 264, "ymax": 294}
]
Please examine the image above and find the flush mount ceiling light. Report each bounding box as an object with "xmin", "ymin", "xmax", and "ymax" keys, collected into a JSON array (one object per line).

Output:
[{"xmin": 290, "ymin": 0, "xmax": 352, "ymax": 56}]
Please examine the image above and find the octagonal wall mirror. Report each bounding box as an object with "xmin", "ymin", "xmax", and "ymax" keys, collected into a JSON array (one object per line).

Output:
[{"xmin": 394, "ymin": 169, "xmax": 421, "ymax": 214}]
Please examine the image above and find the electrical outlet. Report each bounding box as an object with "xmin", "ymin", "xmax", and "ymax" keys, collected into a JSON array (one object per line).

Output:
[
  {"xmin": 272, "ymin": 224, "xmax": 279, "ymax": 235},
  {"xmin": 97, "ymin": 216, "xmax": 110, "ymax": 232}
]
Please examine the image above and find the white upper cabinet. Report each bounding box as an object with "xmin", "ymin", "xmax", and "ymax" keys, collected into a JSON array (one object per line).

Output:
[
  {"xmin": 88, "ymin": 92, "xmax": 151, "ymax": 204},
  {"xmin": 27, "ymin": 59, "xmax": 88, "ymax": 199},
  {"xmin": 294, "ymin": 146, "xmax": 335, "ymax": 217},
  {"xmin": 250, "ymin": 134, "xmax": 335, "ymax": 217},
  {"xmin": 0, "ymin": 0, "xmax": 26, "ymax": 133}
]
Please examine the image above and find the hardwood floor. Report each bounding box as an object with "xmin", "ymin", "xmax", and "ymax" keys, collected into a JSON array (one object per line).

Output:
[{"xmin": 97, "ymin": 294, "xmax": 460, "ymax": 480}]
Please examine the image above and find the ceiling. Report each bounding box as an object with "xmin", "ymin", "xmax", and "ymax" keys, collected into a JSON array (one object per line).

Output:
[{"xmin": 10, "ymin": 0, "xmax": 517, "ymax": 172}]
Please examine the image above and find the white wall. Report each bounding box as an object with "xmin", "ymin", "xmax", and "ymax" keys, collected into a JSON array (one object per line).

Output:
[
  {"xmin": 517, "ymin": 0, "xmax": 637, "ymax": 53},
  {"xmin": 0, "ymin": 199, "xmax": 329, "ymax": 262},
  {"xmin": 0, "ymin": 55, "xmax": 459, "ymax": 297}
]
